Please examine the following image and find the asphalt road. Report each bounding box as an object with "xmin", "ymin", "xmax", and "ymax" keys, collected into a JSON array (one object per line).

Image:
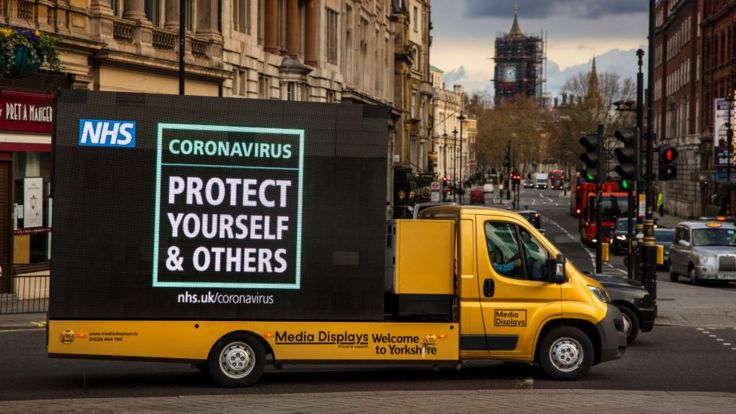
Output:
[{"xmin": 1, "ymin": 189, "xmax": 734, "ymax": 400}]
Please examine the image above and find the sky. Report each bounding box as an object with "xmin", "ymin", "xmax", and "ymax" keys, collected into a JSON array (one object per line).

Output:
[{"xmin": 430, "ymin": 0, "xmax": 649, "ymax": 98}]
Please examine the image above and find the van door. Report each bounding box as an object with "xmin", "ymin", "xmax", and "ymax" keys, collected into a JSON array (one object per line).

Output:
[{"xmin": 474, "ymin": 217, "xmax": 562, "ymax": 357}]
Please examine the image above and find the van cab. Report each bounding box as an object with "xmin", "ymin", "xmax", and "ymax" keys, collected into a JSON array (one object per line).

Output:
[{"xmin": 419, "ymin": 206, "xmax": 626, "ymax": 379}]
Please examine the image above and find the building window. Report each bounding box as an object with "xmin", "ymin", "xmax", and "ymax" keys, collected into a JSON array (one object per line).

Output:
[
  {"xmin": 326, "ymin": 8, "xmax": 339, "ymax": 65},
  {"xmin": 326, "ymin": 90, "xmax": 336, "ymax": 103},
  {"xmin": 12, "ymin": 152, "xmax": 52, "ymax": 264},
  {"xmin": 145, "ymin": 0, "xmax": 161, "ymax": 26},
  {"xmin": 110, "ymin": 0, "xmax": 122, "ymax": 16},
  {"xmin": 259, "ymin": 76, "xmax": 270, "ymax": 99},
  {"xmin": 413, "ymin": 6, "xmax": 418, "ymax": 32},
  {"xmin": 278, "ymin": 0, "xmax": 287, "ymax": 51},
  {"xmin": 286, "ymin": 82, "xmax": 297, "ymax": 101},
  {"xmin": 185, "ymin": 0, "xmax": 195, "ymax": 30},
  {"xmin": 234, "ymin": 0, "xmax": 250, "ymax": 34},
  {"xmin": 411, "ymin": 91, "xmax": 418, "ymax": 119},
  {"xmin": 257, "ymin": 0, "xmax": 265, "ymax": 45},
  {"xmin": 240, "ymin": 70, "xmax": 248, "ymax": 95},
  {"xmin": 344, "ymin": 5, "xmax": 353, "ymax": 81}
]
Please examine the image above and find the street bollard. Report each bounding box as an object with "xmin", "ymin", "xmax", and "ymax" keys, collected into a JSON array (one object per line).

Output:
[{"xmin": 602, "ymin": 242, "xmax": 609, "ymax": 263}]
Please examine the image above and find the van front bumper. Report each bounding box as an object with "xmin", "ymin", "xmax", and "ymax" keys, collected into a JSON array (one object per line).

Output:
[{"xmin": 595, "ymin": 304, "xmax": 627, "ymax": 363}]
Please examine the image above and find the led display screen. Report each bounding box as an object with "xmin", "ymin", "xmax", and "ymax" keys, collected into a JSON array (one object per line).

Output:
[{"xmin": 50, "ymin": 91, "xmax": 388, "ymax": 321}]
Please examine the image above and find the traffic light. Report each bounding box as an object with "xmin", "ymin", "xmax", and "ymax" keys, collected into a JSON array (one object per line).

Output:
[
  {"xmin": 579, "ymin": 134, "xmax": 602, "ymax": 183},
  {"xmin": 658, "ymin": 146, "xmax": 678, "ymax": 180},
  {"xmin": 613, "ymin": 129, "xmax": 637, "ymax": 190}
]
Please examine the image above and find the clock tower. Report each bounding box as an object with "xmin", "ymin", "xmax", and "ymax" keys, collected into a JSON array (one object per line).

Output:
[{"xmin": 493, "ymin": 1, "xmax": 545, "ymax": 106}]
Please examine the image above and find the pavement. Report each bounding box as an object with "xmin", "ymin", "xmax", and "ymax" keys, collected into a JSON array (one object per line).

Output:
[{"xmin": 0, "ymin": 389, "xmax": 735, "ymax": 413}]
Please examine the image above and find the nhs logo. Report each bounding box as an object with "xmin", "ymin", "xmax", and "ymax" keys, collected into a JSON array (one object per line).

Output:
[{"xmin": 79, "ymin": 119, "xmax": 136, "ymax": 148}]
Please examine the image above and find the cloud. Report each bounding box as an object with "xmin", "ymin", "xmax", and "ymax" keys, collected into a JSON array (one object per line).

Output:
[
  {"xmin": 464, "ymin": 0, "xmax": 646, "ymax": 19},
  {"xmin": 442, "ymin": 66, "xmax": 493, "ymax": 97}
]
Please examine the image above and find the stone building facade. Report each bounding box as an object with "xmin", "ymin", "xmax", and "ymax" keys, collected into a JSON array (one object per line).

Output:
[
  {"xmin": 429, "ymin": 65, "xmax": 476, "ymax": 187},
  {"xmin": 0, "ymin": 0, "xmax": 432, "ymax": 276}
]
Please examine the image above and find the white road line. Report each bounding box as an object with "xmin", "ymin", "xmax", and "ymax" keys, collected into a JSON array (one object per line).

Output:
[
  {"xmin": 724, "ymin": 343, "xmax": 732, "ymax": 346},
  {"xmin": 542, "ymin": 216, "xmax": 596, "ymax": 270}
]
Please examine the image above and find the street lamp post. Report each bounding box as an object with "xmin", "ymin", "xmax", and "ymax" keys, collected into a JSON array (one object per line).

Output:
[
  {"xmin": 452, "ymin": 128, "xmax": 458, "ymax": 200},
  {"xmin": 178, "ymin": 0, "xmax": 186, "ymax": 95},
  {"xmin": 726, "ymin": 94, "xmax": 734, "ymax": 214},
  {"xmin": 442, "ymin": 132, "xmax": 448, "ymax": 181},
  {"xmin": 458, "ymin": 112, "xmax": 466, "ymax": 204}
]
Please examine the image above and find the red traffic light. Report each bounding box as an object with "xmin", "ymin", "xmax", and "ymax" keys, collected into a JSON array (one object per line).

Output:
[{"xmin": 664, "ymin": 148, "xmax": 675, "ymax": 162}]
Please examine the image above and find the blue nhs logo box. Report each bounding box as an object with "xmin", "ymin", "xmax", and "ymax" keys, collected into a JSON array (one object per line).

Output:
[{"xmin": 78, "ymin": 119, "xmax": 136, "ymax": 148}]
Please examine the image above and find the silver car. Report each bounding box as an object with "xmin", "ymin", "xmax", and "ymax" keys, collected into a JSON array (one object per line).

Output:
[{"xmin": 669, "ymin": 221, "xmax": 736, "ymax": 284}]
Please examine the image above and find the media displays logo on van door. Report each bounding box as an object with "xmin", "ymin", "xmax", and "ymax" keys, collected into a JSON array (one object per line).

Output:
[
  {"xmin": 152, "ymin": 124, "xmax": 304, "ymax": 289},
  {"xmin": 78, "ymin": 119, "xmax": 137, "ymax": 148}
]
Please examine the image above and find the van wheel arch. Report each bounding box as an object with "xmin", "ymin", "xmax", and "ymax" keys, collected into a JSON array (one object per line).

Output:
[
  {"xmin": 535, "ymin": 319, "xmax": 601, "ymax": 365},
  {"xmin": 206, "ymin": 331, "xmax": 274, "ymax": 387}
]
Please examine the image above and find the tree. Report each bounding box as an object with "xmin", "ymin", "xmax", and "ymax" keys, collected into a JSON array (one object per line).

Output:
[
  {"xmin": 475, "ymin": 95, "xmax": 551, "ymax": 175},
  {"xmin": 547, "ymin": 69, "xmax": 636, "ymax": 174}
]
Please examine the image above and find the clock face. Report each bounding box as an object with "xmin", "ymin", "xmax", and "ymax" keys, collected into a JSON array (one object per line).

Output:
[{"xmin": 503, "ymin": 66, "xmax": 517, "ymax": 82}]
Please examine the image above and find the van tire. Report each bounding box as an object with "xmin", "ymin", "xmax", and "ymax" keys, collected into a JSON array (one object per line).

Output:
[
  {"xmin": 207, "ymin": 333, "xmax": 265, "ymax": 387},
  {"xmin": 538, "ymin": 326, "xmax": 593, "ymax": 380}
]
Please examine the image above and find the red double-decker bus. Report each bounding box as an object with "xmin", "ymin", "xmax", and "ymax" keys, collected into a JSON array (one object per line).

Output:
[{"xmin": 549, "ymin": 169, "xmax": 564, "ymax": 190}]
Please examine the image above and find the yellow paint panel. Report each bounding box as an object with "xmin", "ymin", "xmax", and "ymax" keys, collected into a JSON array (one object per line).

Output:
[
  {"xmin": 394, "ymin": 220, "xmax": 454, "ymax": 295},
  {"xmin": 49, "ymin": 321, "xmax": 460, "ymax": 362}
]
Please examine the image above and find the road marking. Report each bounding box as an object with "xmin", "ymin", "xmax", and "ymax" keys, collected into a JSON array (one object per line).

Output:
[
  {"xmin": 717, "ymin": 338, "xmax": 725, "ymax": 341},
  {"xmin": 542, "ymin": 216, "xmax": 596, "ymax": 270},
  {"xmin": 702, "ymin": 331, "xmax": 710, "ymax": 334},
  {"xmin": 697, "ymin": 328, "xmax": 704, "ymax": 331},
  {"xmin": 724, "ymin": 343, "xmax": 732, "ymax": 346},
  {"xmin": 709, "ymin": 334, "xmax": 717, "ymax": 337}
]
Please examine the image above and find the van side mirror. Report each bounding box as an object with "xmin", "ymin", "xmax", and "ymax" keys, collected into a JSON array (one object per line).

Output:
[
  {"xmin": 678, "ymin": 240, "xmax": 690, "ymax": 248},
  {"xmin": 547, "ymin": 254, "xmax": 567, "ymax": 284}
]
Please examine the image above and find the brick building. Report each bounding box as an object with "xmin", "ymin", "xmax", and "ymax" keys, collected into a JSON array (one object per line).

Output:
[{"xmin": 653, "ymin": 0, "xmax": 703, "ymax": 217}]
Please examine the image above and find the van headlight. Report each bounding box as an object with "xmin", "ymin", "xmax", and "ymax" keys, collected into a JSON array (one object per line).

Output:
[
  {"xmin": 615, "ymin": 235, "xmax": 627, "ymax": 241},
  {"xmin": 588, "ymin": 286, "xmax": 611, "ymax": 303}
]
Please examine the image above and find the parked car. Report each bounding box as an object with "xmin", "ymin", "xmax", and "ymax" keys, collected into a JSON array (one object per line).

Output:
[
  {"xmin": 518, "ymin": 209, "xmax": 541, "ymax": 229},
  {"xmin": 654, "ymin": 227, "xmax": 675, "ymax": 270},
  {"xmin": 589, "ymin": 273, "xmax": 655, "ymax": 345},
  {"xmin": 669, "ymin": 220, "xmax": 736, "ymax": 284},
  {"xmin": 523, "ymin": 179, "xmax": 535, "ymax": 189},
  {"xmin": 469, "ymin": 188, "xmax": 485, "ymax": 205}
]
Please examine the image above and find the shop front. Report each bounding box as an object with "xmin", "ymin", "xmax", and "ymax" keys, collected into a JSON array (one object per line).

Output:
[{"xmin": 0, "ymin": 90, "xmax": 52, "ymax": 308}]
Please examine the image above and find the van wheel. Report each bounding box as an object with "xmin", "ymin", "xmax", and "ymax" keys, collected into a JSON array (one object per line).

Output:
[
  {"xmin": 618, "ymin": 306, "xmax": 640, "ymax": 345},
  {"xmin": 207, "ymin": 333, "xmax": 265, "ymax": 387},
  {"xmin": 539, "ymin": 326, "xmax": 593, "ymax": 380}
]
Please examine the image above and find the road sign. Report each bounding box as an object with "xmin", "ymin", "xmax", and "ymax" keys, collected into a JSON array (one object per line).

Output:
[{"xmin": 431, "ymin": 181, "xmax": 440, "ymax": 191}]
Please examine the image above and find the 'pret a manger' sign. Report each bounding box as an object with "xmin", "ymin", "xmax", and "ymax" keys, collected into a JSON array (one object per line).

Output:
[{"xmin": 0, "ymin": 90, "xmax": 53, "ymax": 134}]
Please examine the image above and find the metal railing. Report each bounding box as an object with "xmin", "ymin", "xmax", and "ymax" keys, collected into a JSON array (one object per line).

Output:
[{"xmin": 0, "ymin": 264, "xmax": 49, "ymax": 314}]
